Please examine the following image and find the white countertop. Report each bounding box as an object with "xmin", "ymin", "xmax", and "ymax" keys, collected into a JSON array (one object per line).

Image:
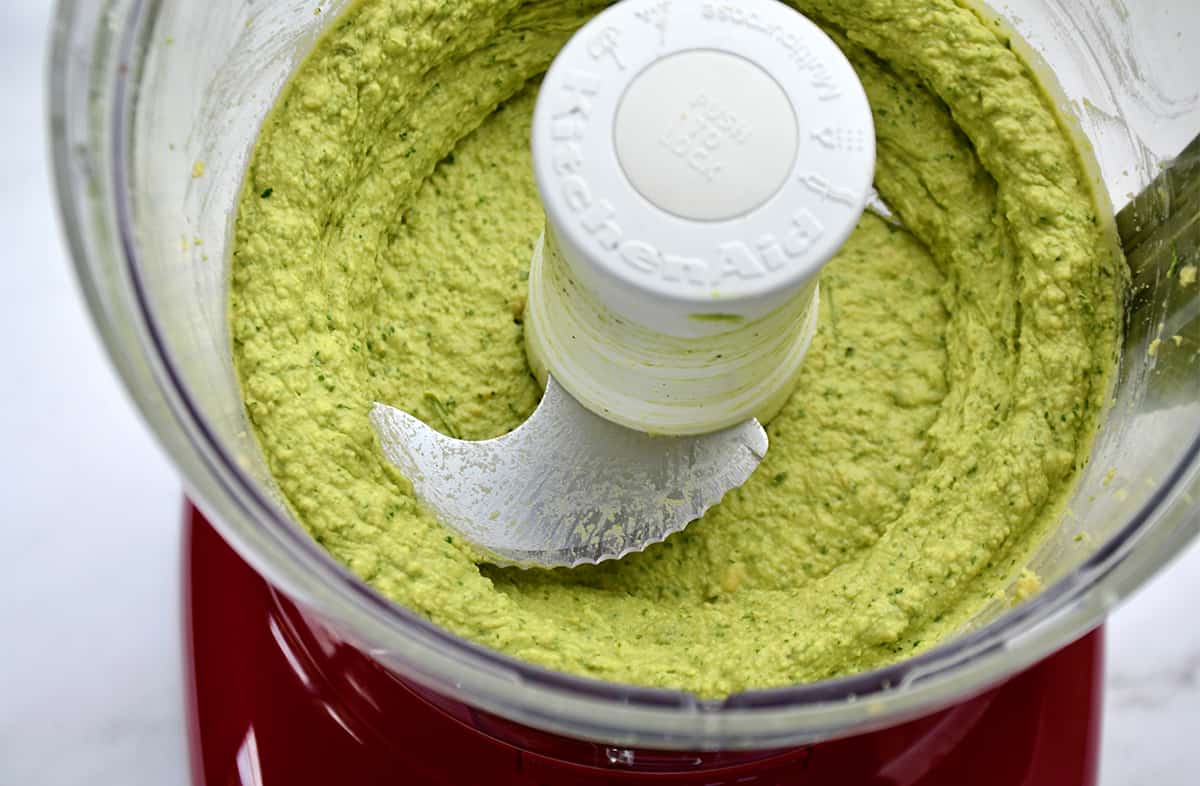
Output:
[{"xmin": 1, "ymin": 4, "xmax": 1196, "ymax": 784}]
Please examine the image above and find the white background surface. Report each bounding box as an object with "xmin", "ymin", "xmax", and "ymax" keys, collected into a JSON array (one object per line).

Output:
[{"xmin": 2, "ymin": 3, "xmax": 1198, "ymax": 785}]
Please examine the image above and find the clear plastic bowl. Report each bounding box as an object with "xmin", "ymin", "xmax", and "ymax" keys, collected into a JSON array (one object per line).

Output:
[{"xmin": 49, "ymin": 0, "xmax": 1200, "ymax": 750}]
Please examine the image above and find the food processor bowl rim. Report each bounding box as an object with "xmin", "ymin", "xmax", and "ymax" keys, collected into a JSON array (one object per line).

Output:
[{"xmin": 48, "ymin": 0, "xmax": 1200, "ymax": 749}]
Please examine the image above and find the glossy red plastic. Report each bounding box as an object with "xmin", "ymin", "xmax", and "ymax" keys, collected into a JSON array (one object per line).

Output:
[{"xmin": 184, "ymin": 503, "xmax": 1102, "ymax": 785}]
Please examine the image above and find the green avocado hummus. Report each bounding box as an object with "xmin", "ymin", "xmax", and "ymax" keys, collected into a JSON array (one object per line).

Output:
[{"xmin": 231, "ymin": 0, "xmax": 1123, "ymax": 696}]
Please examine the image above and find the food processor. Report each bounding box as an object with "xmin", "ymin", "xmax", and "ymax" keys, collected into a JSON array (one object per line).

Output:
[{"xmin": 49, "ymin": 0, "xmax": 1200, "ymax": 783}]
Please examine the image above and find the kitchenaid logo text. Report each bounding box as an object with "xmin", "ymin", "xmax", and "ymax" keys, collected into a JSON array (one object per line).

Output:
[
  {"xmin": 699, "ymin": 3, "xmax": 841, "ymax": 101},
  {"xmin": 549, "ymin": 69, "xmax": 826, "ymax": 288}
]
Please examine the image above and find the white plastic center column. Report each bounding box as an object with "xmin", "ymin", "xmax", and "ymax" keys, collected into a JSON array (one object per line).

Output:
[
  {"xmin": 526, "ymin": 0, "xmax": 875, "ymax": 435},
  {"xmin": 615, "ymin": 49, "xmax": 798, "ymax": 221}
]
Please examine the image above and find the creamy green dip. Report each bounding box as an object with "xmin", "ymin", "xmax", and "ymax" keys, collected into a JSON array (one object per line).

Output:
[{"xmin": 231, "ymin": 0, "xmax": 1123, "ymax": 696}]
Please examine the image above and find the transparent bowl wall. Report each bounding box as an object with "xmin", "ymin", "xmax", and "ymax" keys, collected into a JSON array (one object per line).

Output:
[{"xmin": 50, "ymin": 0, "xmax": 1200, "ymax": 750}]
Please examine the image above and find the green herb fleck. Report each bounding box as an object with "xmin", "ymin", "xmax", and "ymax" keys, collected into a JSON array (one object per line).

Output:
[
  {"xmin": 688, "ymin": 313, "xmax": 744, "ymax": 324},
  {"xmin": 425, "ymin": 393, "xmax": 461, "ymax": 439}
]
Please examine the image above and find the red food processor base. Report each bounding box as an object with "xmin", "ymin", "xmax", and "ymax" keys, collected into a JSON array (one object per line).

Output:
[{"xmin": 184, "ymin": 503, "xmax": 1103, "ymax": 785}]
